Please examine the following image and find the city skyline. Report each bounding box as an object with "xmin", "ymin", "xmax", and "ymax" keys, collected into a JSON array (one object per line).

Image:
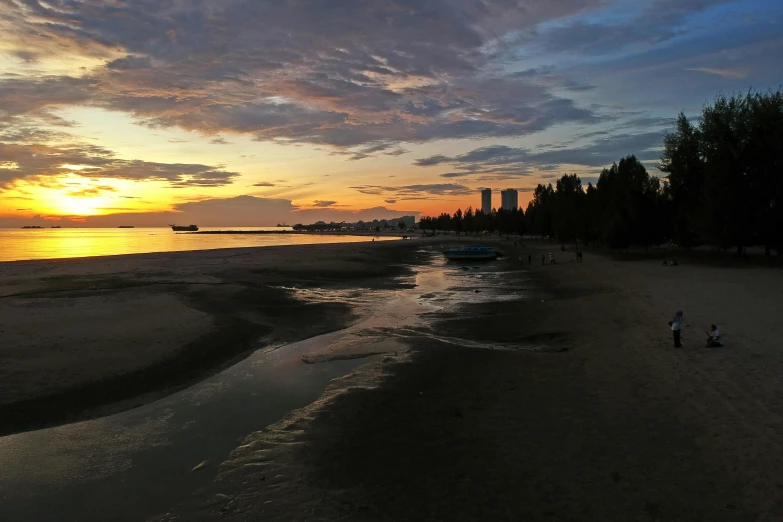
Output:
[
  {"xmin": 1, "ymin": 0, "xmax": 781, "ymax": 226},
  {"xmin": 478, "ymin": 188, "xmax": 521, "ymax": 214}
]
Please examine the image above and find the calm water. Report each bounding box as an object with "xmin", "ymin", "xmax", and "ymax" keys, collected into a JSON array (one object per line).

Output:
[{"xmin": 0, "ymin": 227, "xmax": 399, "ymax": 262}]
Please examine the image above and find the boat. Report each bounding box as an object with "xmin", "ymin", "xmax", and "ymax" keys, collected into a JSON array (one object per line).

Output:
[
  {"xmin": 21, "ymin": 225, "xmax": 43, "ymax": 229},
  {"xmin": 170, "ymin": 224, "xmax": 198, "ymax": 232},
  {"xmin": 50, "ymin": 226, "xmax": 61, "ymax": 229},
  {"xmin": 118, "ymin": 226, "xmax": 135, "ymax": 228},
  {"xmin": 443, "ymin": 245, "xmax": 499, "ymax": 261}
]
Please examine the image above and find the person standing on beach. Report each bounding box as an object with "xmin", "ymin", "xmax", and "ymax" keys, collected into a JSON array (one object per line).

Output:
[
  {"xmin": 541, "ymin": 254, "xmax": 545, "ymax": 265},
  {"xmin": 669, "ymin": 310, "xmax": 684, "ymax": 347},
  {"xmin": 528, "ymin": 254, "xmax": 532, "ymax": 264}
]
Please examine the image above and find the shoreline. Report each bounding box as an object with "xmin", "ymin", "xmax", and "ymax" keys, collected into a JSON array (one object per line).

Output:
[
  {"xmin": 0, "ymin": 240, "xmax": 441, "ymax": 436},
  {"xmin": 155, "ymin": 241, "xmax": 783, "ymax": 521}
]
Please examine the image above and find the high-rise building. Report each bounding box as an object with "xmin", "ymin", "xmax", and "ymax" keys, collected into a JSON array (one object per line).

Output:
[
  {"xmin": 481, "ymin": 188, "xmax": 492, "ymax": 214},
  {"xmin": 501, "ymin": 189, "xmax": 519, "ymax": 211}
]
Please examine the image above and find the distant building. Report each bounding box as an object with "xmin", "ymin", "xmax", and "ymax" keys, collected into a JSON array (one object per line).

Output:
[
  {"xmin": 481, "ymin": 188, "xmax": 492, "ymax": 214},
  {"xmin": 501, "ymin": 189, "xmax": 519, "ymax": 211}
]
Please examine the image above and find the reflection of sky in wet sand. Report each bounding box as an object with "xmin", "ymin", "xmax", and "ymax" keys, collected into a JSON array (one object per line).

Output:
[{"xmin": 0, "ymin": 249, "xmax": 530, "ymax": 521}]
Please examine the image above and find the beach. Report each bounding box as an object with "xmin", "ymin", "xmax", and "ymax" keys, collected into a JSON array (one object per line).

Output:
[
  {"xmin": 151, "ymin": 240, "xmax": 783, "ymax": 522},
  {"xmin": 0, "ymin": 239, "xmax": 424, "ymax": 436},
  {"xmin": 2, "ymin": 238, "xmax": 783, "ymax": 521}
]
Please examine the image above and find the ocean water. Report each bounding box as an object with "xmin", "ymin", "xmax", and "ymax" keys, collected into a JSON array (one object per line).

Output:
[{"xmin": 0, "ymin": 227, "xmax": 399, "ymax": 262}]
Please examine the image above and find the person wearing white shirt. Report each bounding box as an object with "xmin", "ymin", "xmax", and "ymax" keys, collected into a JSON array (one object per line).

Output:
[{"xmin": 706, "ymin": 324, "xmax": 723, "ymax": 347}]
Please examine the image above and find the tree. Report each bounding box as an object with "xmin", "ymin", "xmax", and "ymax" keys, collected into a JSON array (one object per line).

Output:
[
  {"xmin": 452, "ymin": 208, "xmax": 463, "ymax": 235},
  {"xmin": 745, "ymin": 90, "xmax": 783, "ymax": 255},
  {"xmin": 415, "ymin": 88, "xmax": 782, "ymax": 256},
  {"xmin": 553, "ymin": 174, "xmax": 584, "ymax": 244},
  {"xmin": 526, "ymin": 183, "xmax": 555, "ymax": 238},
  {"xmin": 398, "ymin": 221, "xmax": 406, "ymax": 231},
  {"xmin": 659, "ymin": 111, "xmax": 703, "ymax": 249},
  {"xmin": 463, "ymin": 207, "xmax": 475, "ymax": 235},
  {"xmin": 699, "ymin": 93, "xmax": 752, "ymax": 254}
]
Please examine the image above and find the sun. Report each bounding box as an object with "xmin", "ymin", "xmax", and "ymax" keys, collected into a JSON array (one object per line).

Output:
[{"xmin": 52, "ymin": 193, "xmax": 110, "ymax": 216}]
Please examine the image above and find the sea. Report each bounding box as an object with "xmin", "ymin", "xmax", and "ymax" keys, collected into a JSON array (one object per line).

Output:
[{"xmin": 0, "ymin": 227, "xmax": 399, "ymax": 262}]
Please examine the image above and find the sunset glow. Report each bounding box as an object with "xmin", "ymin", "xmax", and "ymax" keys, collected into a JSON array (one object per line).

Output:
[{"xmin": 1, "ymin": 0, "xmax": 781, "ymax": 226}]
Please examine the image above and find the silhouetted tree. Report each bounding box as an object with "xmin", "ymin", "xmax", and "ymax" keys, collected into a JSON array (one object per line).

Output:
[
  {"xmin": 553, "ymin": 174, "xmax": 585, "ymax": 244},
  {"xmin": 463, "ymin": 207, "xmax": 475, "ymax": 235},
  {"xmin": 659, "ymin": 111, "xmax": 704, "ymax": 249},
  {"xmin": 417, "ymin": 88, "xmax": 782, "ymax": 256}
]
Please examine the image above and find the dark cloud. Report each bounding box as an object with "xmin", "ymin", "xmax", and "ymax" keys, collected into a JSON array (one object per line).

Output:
[
  {"xmin": 415, "ymin": 131, "xmax": 666, "ymax": 174},
  {"xmin": 210, "ymin": 137, "xmax": 231, "ymax": 145},
  {"xmin": 415, "ymin": 155, "xmax": 452, "ymax": 167},
  {"xmin": 68, "ymin": 185, "xmax": 118, "ymax": 197},
  {"xmin": 251, "ymin": 182, "xmax": 276, "ymax": 187},
  {"xmin": 351, "ymin": 183, "xmax": 472, "ymax": 199},
  {"xmin": 0, "ymin": 142, "xmax": 239, "ymax": 188},
  {"xmin": 107, "ymin": 55, "xmax": 153, "ymax": 70},
  {"xmin": 312, "ymin": 200, "xmax": 338, "ymax": 207},
  {"xmin": 11, "ymin": 50, "xmax": 38, "ymax": 63},
  {"xmin": 0, "ymin": 0, "xmax": 608, "ymax": 152},
  {"xmin": 531, "ymin": 0, "xmax": 736, "ymax": 56},
  {"xmin": 384, "ymin": 199, "xmax": 397, "ymax": 204}
]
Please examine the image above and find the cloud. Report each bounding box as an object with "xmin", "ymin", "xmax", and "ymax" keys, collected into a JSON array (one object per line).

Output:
[
  {"xmin": 11, "ymin": 50, "xmax": 38, "ymax": 63},
  {"xmin": 685, "ymin": 67, "xmax": 749, "ymax": 79},
  {"xmin": 415, "ymin": 155, "xmax": 452, "ymax": 167},
  {"xmin": 384, "ymin": 199, "xmax": 397, "ymax": 204},
  {"xmin": 210, "ymin": 137, "xmax": 231, "ymax": 145},
  {"xmin": 0, "ymin": 142, "xmax": 239, "ymax": 188},
  {"xmin": 415, "ymin": 131, "xmax": 666, "ymax": 174},
  {"xmin": 311, "ymin": 200, "xmax": 338, "ymax": 207},
  {"xmin": 11, "ymin": 196, "xmax": 419, "ymax": 226},
  {"xmin": 351, "ymin": 183, "xmax": 473, "ymax": 200},
  {"xmin": 529, "ymin": 0, "xmax": 738, "ymax": 57},
  {"xmin": 68, "ymin": 185, "xmax": 118, "ymax": 197},
  {"xmin": 0, "ymin": 0, "xmax": 609, "ymax": 152},
  {"xmin": 251, "ymin": 182, "xmax": 277, "ymax": 187}
]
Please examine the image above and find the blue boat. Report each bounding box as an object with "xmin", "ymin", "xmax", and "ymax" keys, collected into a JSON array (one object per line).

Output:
[{"xmin": 443, "ymin": 245, "xmax": 499, "ymax": 261}]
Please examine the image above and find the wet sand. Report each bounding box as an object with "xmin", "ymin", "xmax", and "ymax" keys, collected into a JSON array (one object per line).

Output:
[
  {"xmin": 0, "ymin": 240, "xmax": 428, "ymax": 436},
  {"xmin": 154, "ymin": 241, "xmax": 783, "ymax": 521}
]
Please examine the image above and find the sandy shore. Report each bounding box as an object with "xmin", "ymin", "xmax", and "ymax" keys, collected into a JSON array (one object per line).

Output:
[
  {"xmin": 154, "ymin": 240, "xmax": 783, "ymax": 521},
  {"xmin": 0, "ymin": 240, "xmax": 429, "ymax": 436}
]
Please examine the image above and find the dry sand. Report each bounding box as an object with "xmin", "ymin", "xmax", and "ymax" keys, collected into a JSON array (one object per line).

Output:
[
  {"xmin": 154, "ymin": 240, "xmax": 783, "ymax": 521},
  {"xmin": 0, "ymin": 240, "xmax": 427, "ymax": 436}
]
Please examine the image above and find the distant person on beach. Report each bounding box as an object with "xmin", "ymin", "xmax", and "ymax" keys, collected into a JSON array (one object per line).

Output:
[
  {"xmin": 668, "ymin": 310, "xmax": 684, "ymax": 347},
  {"xmin": 542, "ymin": 254, "xmax": 545, "ymax": 265},
  {"xmin": 705, "ymin": 324, "xmax": 723, "ymax": 347},
  {"xmin": 528, "ymin": 254, "xmax": 532, "ymax": 264},
  {"xmin": 548, "ymin": 253, "xmax": 555, "ymax": 265},
  {"xmin": 576, "ymin": 251, "xmax": 583, "ymax": 262}
]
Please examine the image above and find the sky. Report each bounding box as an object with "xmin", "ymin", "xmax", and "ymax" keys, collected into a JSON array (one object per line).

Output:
[{"xmin": 0, "ymin": 0, "xmax": 781, "ymax": 227}]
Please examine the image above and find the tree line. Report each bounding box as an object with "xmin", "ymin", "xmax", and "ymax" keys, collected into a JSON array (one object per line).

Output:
[{"xmin": 418, "ymin": 89, "xmax": 783, "ymax": 256}]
